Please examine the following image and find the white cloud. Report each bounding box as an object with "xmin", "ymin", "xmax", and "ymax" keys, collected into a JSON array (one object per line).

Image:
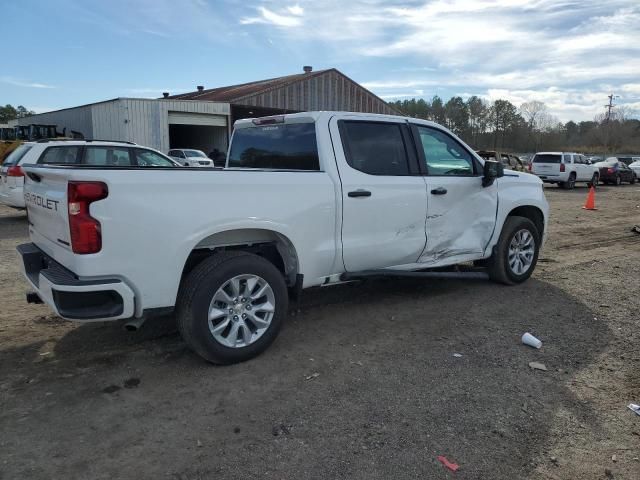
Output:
[
  {"xmin": 241, "ymin": 6, "xmax": 303, "ymax": 27},
  {"xmin": 1, "ymin": 77, "xmax": 55, "ymax": 89},
  {"xmin": 287, "ymin": 4, "xmax": 304, "ymax": 16}
]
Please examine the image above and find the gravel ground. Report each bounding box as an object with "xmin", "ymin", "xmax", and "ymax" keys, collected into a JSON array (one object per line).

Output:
[{"xmin": 0, "ymin": 183, "xmax": 639, "ymax": 479}]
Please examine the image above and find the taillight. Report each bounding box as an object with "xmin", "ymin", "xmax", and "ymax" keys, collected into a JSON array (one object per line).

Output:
[
  {"xmin": 528, "ymin": 163, "xmax": 532, "ymax": 172},
  {"xmin": 67, "ymin": 181, "xmax": 108, "ymax": 254},
  {"xmin": 607, "ymin": 168, "xmax": 614, "ymax": 174},
  {"xmin": 560, "ymin": 163, "xmax": 566, "ymax": 172},
  {"xmin": 7, "ymin": 166, "xmax": 24, "ymax": 177}
]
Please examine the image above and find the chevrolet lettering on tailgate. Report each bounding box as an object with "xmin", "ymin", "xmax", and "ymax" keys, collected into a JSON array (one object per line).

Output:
[{"xmin": 24, "ymin": 192, "xmax": 59, "ymax": 211}]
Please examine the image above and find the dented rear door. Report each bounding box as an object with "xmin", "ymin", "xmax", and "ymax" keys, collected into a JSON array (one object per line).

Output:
[{"xmin": 330, "ymin": 116, "xmax": 428, "ymax": 272}]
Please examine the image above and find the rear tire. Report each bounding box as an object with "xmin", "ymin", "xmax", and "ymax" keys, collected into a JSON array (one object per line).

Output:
[
  {"xmin": 487, "ymin": 216, "xmax": 541, "ymax": 285},
  {"xmin": 615, "ymin": 175, "xmax": 622, "ymax": 186},
  {"xmin": 630, "ymin": 175, "xmax": 636, "ymax": 185},
  {"xmin": 562, "ymin": 173, "xmax": 576, "ymax": 189},
  {"xmin": 176, "ymin": 251, "xmax": 288, "ymax": 364},
  {"xmin": 589, "ymin": 173, "xmax": 599, "ymax": 188}
]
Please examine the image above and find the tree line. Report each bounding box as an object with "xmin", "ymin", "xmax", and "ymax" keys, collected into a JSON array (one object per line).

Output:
[
  {"xmin": 390, "ymin": 97, "xmax": 640, "ymax": 154},
  {"xmin": 0, "ymin": 104, "xmax": 36, "ymax": 124}
]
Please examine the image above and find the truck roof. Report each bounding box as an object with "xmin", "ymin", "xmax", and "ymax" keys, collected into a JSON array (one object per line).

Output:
[{"xmin": 233, "ymin": 111, "xmax": 446, "ymax": 130}]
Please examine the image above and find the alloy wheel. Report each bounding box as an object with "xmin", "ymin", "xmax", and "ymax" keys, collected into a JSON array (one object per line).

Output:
[
  {"xmin": 207, "ymin": 274, "xmax": 276, "ymax": 348},
  {"xmin": 508, "ymin": 229, "xmax": 536, "ymax": 275}
]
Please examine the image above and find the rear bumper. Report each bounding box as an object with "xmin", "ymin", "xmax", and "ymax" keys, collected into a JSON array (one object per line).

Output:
[
  {"xmin": 598, "ymin": 172, "xmax": 617, "ymax": 181},
  {"xmin": 17, "ymin": 243, "xmax": 135, "ymax": 322},
  {"xmin": 0, "ymin": 186, "xmax": 25, "ymax": 208},
  {"xmin": 534, "ymin": 173, "xmax": 565, "ymax": 183}
]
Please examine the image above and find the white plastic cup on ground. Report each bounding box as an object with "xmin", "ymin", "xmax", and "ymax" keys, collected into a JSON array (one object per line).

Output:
[{"xmin": 522, "ymin": 332, "xmax": 542, "ymax": 349}]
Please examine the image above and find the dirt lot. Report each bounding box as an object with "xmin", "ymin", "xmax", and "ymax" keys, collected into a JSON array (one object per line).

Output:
[{"xmin": 1, "ymin": 184, "xmax": 639, "ymax": 480}]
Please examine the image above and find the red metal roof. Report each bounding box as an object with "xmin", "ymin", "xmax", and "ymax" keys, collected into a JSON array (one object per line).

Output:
[{"xmin": 167, "ymin": 69, "xmax": 333, "ymax": 102}]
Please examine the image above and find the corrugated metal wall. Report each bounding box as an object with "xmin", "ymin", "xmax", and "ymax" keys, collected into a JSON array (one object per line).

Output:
[
  {"xmin": 234, "ymin": 70, "xmax": 398, "ymax": 115},
  {"xmin": 92, "ymin": 99, "xmax": 230, "ymax": 152},
  {"xmin": 16, "ymin": 105, "xmax": 94, "ymax": 138},
  {"xmin": 92, "ymin": 100, "xmax": 125, "ymax": 141}
]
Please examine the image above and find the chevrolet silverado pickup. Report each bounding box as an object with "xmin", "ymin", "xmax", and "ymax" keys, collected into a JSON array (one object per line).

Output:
[{"xmin": 18, "ymin": 112, "xmax": 549, "ymax": 364}]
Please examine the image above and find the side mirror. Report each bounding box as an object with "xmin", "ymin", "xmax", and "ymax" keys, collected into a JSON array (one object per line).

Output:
[{"xmin": 482, "ymin": 160, "xmax": 504, "ymax": 187}]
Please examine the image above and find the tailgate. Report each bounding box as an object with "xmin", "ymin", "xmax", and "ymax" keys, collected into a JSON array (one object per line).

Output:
[
  {"xmin": 22, "ymin": 167, "xmax": 71, "ymax": 252},
  {"xmin": 532, "ymin": 154, "xmax": 562, "ymax": 175}
]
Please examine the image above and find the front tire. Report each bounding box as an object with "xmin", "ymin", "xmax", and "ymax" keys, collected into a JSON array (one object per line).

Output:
[
  {"xmin": 487, "ymin": 216, "xmax": 541, "ymax": 285},
  {"xmin": 176, "ymin": 251, "xmax": 288, "ymax": 364},
  {"xmin": 615, "ymin": 175, "xmax": 622, "ymax": 186}
]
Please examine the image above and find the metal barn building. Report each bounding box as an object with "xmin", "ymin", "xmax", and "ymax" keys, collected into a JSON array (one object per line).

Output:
[
  {"xmin": 169, "ymin": 66, "xmax": 400, "ymax": 120},
  {"xmin": 14, "ymin": 67, "xmax": 398, "ymax": 155}
]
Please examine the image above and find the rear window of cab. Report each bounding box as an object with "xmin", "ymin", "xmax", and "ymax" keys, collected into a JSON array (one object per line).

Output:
[{"xmin": 228, "ymin": 123, "xmax": 319, "ymax": 171}]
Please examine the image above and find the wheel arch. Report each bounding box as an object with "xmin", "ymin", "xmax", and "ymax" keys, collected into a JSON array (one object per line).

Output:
[
  {"xmin": 506, "ymin": 205, "xmax": 545, "ymax": 238},
  {"xmin": 181, "ymin": 228, "xmax": 300, "ymax": 287}
]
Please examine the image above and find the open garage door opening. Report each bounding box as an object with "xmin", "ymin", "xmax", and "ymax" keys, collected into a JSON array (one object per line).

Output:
[{"xmin": 168, "ymin": 112, "xmax": 228, "ymax": 159}]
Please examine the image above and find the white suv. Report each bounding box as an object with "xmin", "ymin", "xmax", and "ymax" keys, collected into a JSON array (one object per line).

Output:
[
  {"xmin": 0, "ymin": 140, "xmax": 179, "ymax": 209},
  {"xmin": 168, "ymin": 149, "xmax": 214, "ymax": 167},
  {"xmin": 530, "ymin": 152, "xmax": 598, "ymax": 189}
]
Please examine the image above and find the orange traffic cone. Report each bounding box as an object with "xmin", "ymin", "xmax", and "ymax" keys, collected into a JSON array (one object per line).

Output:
[{"xmin": 582, "ymin": 186, "xmax": 597, "ymax": 210}]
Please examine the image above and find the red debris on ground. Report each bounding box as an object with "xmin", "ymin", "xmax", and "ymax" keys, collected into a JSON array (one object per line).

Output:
[{"xmin": 437, "ymin": 455, "xmax": 460, "ymax": 472}]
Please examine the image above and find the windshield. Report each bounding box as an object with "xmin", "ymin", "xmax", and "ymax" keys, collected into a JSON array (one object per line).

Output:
[
  {"xmin": 532, "ymin": 154, "xmax": 561, "ymax": 164},
  {"xmin": 2, "ymin": 144, "xmax": 33, "ymax": 167},
  {"xmin": 185, "ymin": 150, "xmax": 206, "ymax": 158},
  {"xmin": 228, "ymin": 123, "xmax": 319, "ymax": 170}
]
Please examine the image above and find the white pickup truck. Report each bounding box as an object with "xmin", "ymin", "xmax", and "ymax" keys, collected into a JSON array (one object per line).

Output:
[{"xmin": 18, "ymin": 112, "xmax": 549, "ymax": 364}]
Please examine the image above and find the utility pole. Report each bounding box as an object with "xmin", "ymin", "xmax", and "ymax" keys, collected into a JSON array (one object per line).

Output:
[
  {"xmin": 604, "ymin": 93, "xmax": 620, "ymax": 154},
  {"xmin": 605, "ymin": 94, "xmax": 619, "ymax": 123}
]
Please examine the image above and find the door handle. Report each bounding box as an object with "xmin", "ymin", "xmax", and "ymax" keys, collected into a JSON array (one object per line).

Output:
[
  {"xmin": 430, "ymin": 187, "xmax": 447, "ymax": 195},
  {"xmin": 348, "ymin": 190, "xmax": 372, "ymax": 198}
]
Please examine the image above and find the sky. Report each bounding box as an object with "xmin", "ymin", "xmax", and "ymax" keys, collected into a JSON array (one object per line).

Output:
[{"xmin": 2, "ymin": 0, "xmax": 639, "ymax": 122}]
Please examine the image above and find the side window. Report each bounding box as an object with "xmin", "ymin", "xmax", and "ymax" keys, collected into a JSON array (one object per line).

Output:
[
  {"xmin": 2, "ymin": 144, "xmax": 32, "ymax": 166},
  {"xmin": 134, "ymin": 149, "xmax": 176, "ymax": 166},
  {"xmin": 84, "ymin": 147, "xmax": 132, "ymax": 166},
  {"xmin": 563, "ymin": 154, "xmax": 572, "ymax": 163},
  {"xmin": 416, "ymin": 126, "xmax": 475, "ymax": 175},
  {"xmin": 500, "ymin": 154, "xmax": 510, "ymax": 166},
  {"xmin": 339, "ymin": 121, "xmax": 410, "ymax": 175},
  {"xmin": 38, "ymin": 146, "xmax": 80, "ymax": 164},
  {"xmin": 177, "ymin": 151, "xmax": 186, "ymax": 158}
]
